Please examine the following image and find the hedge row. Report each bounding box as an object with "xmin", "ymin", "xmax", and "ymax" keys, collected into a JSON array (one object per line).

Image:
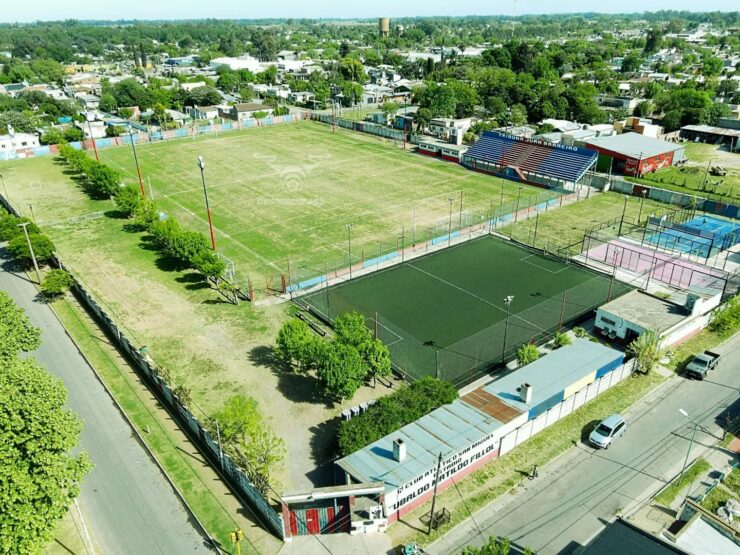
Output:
[
  {"xmin": 337, "ymin": 376, "xmax": 458, "ymax": 456},
  {"xmin": 0, "ymin": 211, "xmax": 56, "ymax": 268},
  {"xmin": 58, "ymin": 145, "xmax": 225, "ymax": 281}
]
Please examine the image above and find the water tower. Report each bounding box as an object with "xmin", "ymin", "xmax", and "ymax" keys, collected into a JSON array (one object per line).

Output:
[{"xmin": 379, "ymin": 18, "xmax": 390, "ymax": 38}]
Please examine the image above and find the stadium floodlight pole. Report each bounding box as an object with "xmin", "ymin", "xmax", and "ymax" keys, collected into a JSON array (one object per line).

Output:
[
  {"xmin": 501, "ymin": 295, "xmax": 514, "ymax": 365},
  {"xmin": 447, "ymin": 197, "xmax": 455, "ymax": 246},
  {"xmin": 677, "ymin": 409, "xmax": 699, "ymax": 504},
  {"xmin": 638, "ymin": 190, "xmax": 648, "ymax": 223},
  {"xmin": 346, "ymin": 224, "xmax": 353, "ymax": 279},
  {"xmin": 197, "ymin": 156, "xmax": 217, "ymax": 251},
  {"xmin": 458, "ymin": 190, "xmax": 464, "ymax": 230},
  {"xmin": 128, "ymin": 126, "xmax": 146, "ymax": 198},
  {"xmin": 17, "ymin": 222, "xmax": 42, "ymax": 284},
  {"xmin": 607, "ymin": 247, "xmax": 621, "ymax": 302}
]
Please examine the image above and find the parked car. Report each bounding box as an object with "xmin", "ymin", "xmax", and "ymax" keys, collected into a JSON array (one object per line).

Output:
[
  {"xmin": 588, "ymin": 414, "xmax": 626, "ymax": 449},
  {"xmin": 685, "ymin": 350, "xmax": 721, "ymax": 380}
]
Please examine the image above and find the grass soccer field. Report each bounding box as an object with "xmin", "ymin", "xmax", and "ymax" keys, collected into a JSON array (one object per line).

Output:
[
  {"xmin": 301, "ymin": 235, "xmax": 631, "ymax": 387},
  {"xmin": 97, "ymin": 121, "xmax": 555, "ymax": 290}
]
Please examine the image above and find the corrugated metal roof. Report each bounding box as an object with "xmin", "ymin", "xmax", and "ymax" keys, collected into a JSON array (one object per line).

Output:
[
  {"xmin": 586, "ymin": 133, "xmax": 684, "ymax": 159},
  {"xmin": 484, "ymin": 339, "xmax": 624, "ymax": 414},
  {"xmin": 337, "ymin": 399, "xmax": 502, "ymax": 487},
  {"xmin": 461, "ymin": 388, "xmax": 523, "ymax": 423},
  {"xmin": 681, "ymin": 124, "xmax": 740, "ymax": 138}
]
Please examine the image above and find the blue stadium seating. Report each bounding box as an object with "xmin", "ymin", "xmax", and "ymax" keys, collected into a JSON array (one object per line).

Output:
[{"xmin": 464, "ymin": 131, "xmax": 598, "ymax": 183}]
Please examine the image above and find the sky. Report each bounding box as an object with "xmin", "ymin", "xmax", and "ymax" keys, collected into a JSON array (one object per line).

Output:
[{"xmin": 1, "ymin": 1, "xmax": 737, "ymax": 23}]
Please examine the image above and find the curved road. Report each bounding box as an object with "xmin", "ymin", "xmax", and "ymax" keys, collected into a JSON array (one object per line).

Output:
[{"xmin": 1, "ymin": 253, "xmax": 212, "ymax": 554}]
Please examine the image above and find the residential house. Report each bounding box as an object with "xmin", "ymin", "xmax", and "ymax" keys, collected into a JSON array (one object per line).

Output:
[
  {"xmin": 164, "ymin": 55, "xmax": 197, "ymax": 68},
  {"xmin": 288, "ymin": 91, "xmax": 315, "ymax": 106},
  {"xmin": 428, "ymin": 117, "xmax": 475, "ymax": 145},
  {"xmin": 210, "ymin": 56, "xmax": 262, "ymax": 74},
  {"xmin": 188, "ymin": 105, "xmax": 220, "ymax": 120},
  {"xmin": 221, "ymin": 103, "xmax": 273, "ymax": 121},
  {"xmin": 0, "ymin": 83, "xmax": 27, "ymax": 97},
  {"xmin": 361, "ymin": 84, "xmax": 395, "ymax": 104},
  {"xmin": 75, "ymin": 93, "xmax": 100, "ymax": 110},
  {"xmin": 180, "ymin": 81, "xmax": 207, "ymax": 92},
  {"xmin": 0, "ymin": 132, "xmax": 40, "ymax": 154},
  {"xmin": 595, "ymin": 95, "xmax": 640, "ymax": 113}
]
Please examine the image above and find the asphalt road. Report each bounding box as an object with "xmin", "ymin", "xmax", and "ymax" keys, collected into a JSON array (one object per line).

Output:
[
  {"xmin": 431, "ymin": 333, "xmax": 740, "ymax": 555},
  {"xmin": 0, "ymin": 253, "xmax": 212, "ymax": 554}
]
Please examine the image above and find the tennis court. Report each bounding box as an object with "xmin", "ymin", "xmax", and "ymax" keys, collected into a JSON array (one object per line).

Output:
[
  {"xmin": 644, "ymin": 214, "xmax": 740, "ymax": 259},
  {"xmin": 300, "ymin": 235, "xmax": 629, "ymax": 387}
]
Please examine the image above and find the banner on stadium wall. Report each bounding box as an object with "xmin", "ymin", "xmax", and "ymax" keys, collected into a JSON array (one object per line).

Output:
[{"xmin": 386, "ymin": 429, "xmax": 501, "ymax": 513}]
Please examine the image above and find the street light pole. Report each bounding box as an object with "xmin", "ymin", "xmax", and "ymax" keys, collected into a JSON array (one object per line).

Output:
[
  {"xmin": 638, "ymin": 190, "xmax": 648, "ymax": 224},
  {"xmin": 677, "ymin": 409, "xmax": 699, "ymax": 499},
  {"xmin": 346, "ymin": 224, "xmax": 353, "ymax": 279},
  {"xmin": 502, "ymin": 295, "xmax": 514, "ymax": 365},
  {"xmin": 197, "ymin": 156, "xmax": 217, "ymax": 251},
  {"xmin": 18, "ymin": 222, "xmax": 42, "ymax": 284},
  {"xmin": 618, "ymin": 195, "xmax": 628, "ymax": 236}
]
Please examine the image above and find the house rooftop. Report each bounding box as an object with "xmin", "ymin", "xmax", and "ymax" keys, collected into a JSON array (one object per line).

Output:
[
  {"xmin": 586, "ymin": 133, "xmax": 684, "ymax": 159},
  {"xmin": 337, "ymin": 399, "xmax": 504, "ymax": 489},
  {"xmin": 598, "ymin": 290, "xmax": 688, "ymax": 333},
  {"xmin": 484, "ymin": 339, "xmax": 624, "ymax": 416}
]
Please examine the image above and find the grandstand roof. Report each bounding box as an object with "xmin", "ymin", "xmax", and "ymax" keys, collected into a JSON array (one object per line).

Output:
[
  {"xmin": 586, "ymin": 133, "xmax": 684, "ymax": 160},
  {"xmin": 464, "ymin": 131, "xmax": 598, "ymax": 183}
]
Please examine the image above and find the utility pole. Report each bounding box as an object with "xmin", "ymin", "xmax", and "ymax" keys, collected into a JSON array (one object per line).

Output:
[
  {"xmin": 197, "ymin": 156, "xmax": 217, "ymax": 250},
  {"xmin": 128, "ymin": 126, "xmax": 146, "ymax": 198},
  {"xmin": 458, "ymin": 190, "xmax": 464, "ymax": 230},
  {"xmin": 618, "ymin": 195, "xmax": 628, "ymax": 236},
  {"xmin": 514, "ymin": 186, "xmax": 523, "ymax": 223},
  {"xmin": 18, "ymin": 222, "xmax": 42, "ymax": 284},
  {"xmin": 87, "ymin": 119, "xmax": 99, "ymax": 161},
  {"xmin": 677, "ymin": 409, "xmax": 699, "ymax": 504},
  {"xmin": 427, "ymin": 452, "xmax": 443, "ymax": 535},
  {"xmin": 638, "ymin": 189, "xmax": 648, "ymax": 223}
]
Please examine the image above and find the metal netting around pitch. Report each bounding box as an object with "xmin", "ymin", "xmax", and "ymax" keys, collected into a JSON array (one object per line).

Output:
[{"xmin": 299, "ymin": 270, "xmax": 628, "ymax": 388}]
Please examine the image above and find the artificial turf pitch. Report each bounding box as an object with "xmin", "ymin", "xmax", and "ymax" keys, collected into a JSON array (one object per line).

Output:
[{"xmin": 302, "ymin": 235, "xmax": 631, "ymax": 386}]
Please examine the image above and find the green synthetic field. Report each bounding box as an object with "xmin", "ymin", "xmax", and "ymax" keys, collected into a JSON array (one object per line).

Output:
[
  {"xmin": 97, "ymin": 122, "xmax": 554, "ymax": 288},
  {"xmin": 302, "ymin": 235, "xmax": 631, "ymax": 386}
]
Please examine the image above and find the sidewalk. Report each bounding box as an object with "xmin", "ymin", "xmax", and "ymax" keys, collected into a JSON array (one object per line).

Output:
[{"xmin": 628, "ymin": 435, "xmax": 739, "ymax": 535}]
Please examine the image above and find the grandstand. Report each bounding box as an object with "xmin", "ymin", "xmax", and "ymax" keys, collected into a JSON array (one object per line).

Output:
[{"xmin": 462, "ymin": 131, "xmax": 598, "ymax": 188}]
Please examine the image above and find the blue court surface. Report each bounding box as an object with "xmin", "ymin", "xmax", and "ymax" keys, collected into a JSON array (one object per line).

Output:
[{"xmin": 645, "ymin": 214, "xmax": 740, "ymax": 258}]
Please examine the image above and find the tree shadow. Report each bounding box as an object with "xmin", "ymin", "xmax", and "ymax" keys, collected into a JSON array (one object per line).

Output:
[
  {"xmin": 248, "ymin": 345, "xmax": 326, "ymax": 405},
  {"xmin": 305, "ymin": 417, "xmax": 341, "ymax": 487},
  {"xmin": 175, "ymin": 272, "xmax": 212, "ymax": 291},
  {"xmin": 104, "ymin": 209, "xmax": 129, "ymax": 220}
]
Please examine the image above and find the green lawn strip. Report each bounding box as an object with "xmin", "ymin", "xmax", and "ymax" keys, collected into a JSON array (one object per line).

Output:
[
  {"xmin": 51, "ymin": 297, "xmax": 266, "ymax": 555},
  {"xmin": 667, "ymin": 329, "xmax": 726, "ymax": 375},
  {"xmin": 389, "ymin": 371, "xmax": 664, "ymax": 547},
  {"xmin": 43, "ymin": 510, "xmax": 87, "ymax": 555},
  {"xmin": 627, "ymin": 171, "xmax": 739, "ymax": 204},
  {"xmin": 700, "ymin": 485, "xmax": 738, "ymax": 517},
  {"xmin": 654, "ymin": 458, "xmax": 711, "ymax": 507},
  {"xmin": 724, "ymin": 468, "xmax": 740, "ymax": 497}
]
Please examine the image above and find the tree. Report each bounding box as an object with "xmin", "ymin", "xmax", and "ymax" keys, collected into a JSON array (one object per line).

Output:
[
  {"xmin": 275, "ymin": 318, "xmax": 315, "ymax": 371},
  {"xmin": 0, "ymin": 215, "xmax": 39, "ymax": 241},
  {"xmin": 7, "ymin": 232, "xmax": 55, "ymax": 266},
  {"xmin": 316, "ymin": 342, "xmax": 367, "ymax": 401},
  {"xmin": 240, "ymin": 429, "xmax": 285, "ymax": 496},
  {"xmin": 114, "ymin": 185, "xmax": 142, "ymax": 217},
  {"xmin": 0, "ymin": 357, "xmax": 91, "ymax": 553},
  {"xmin": 380, "ymin": 101, "xmax": 400, "ymax": 122},
  {"xmin": 105, "ymin": 125, "xmax": 126, "ymax": 138},
  {"xmin": 461, "ymin": 536, "xmax": 527, "ymax": 555},
  {"xmin": 509, "ymin": 104, "xmax": 528, "ymax": 126},
  {"xmin": 553, "ymin": 332, "xmax": 572, "ymax": 349},
  {"xmin": 644, "ymin": 29, "xmax": 663, "ymax": 54},
  {"xmin": 213, "ymin": 394, "xmax": 261, "ymax": 444},
  {"xmin": 701, "ymin": 56, "xmax": 723, "ymax": 77},
  {"xmin": 63, "ymin": 127, "xmax": 84, "ymax": 143},
  {"xmin": 627, "ymin": 331, "xmax": 664, "ymax": 375},
  {"xmin": 633, "ymin": 100, "xmax": 654, "ymax": 118},
  {"xmin": 516, "ymin": 344, "xmax": 540, "ymax": 366},
  {"xmin": 333, "ymin": 311, "xmax": 372, "ymax": 348},
  {"xmin": 186, "ymin": 86, "xmax": 221, "ymax": 107},
  {"xmin": 133, "ymin": 199, "xmax": 160, "ymax": 230},
  {"xmin": 99, "ymin": 93, "xmax": 117, "ymax": 113},
  {"xmin": 111, "ymin": 78, "xmax": 153, "ymax": 110},
  {"xmin": 86, "ymin": 161, "xmax": 120, "ymax": 198},
  {"xmin": 256, "ymin": 65, "xmax": 279, "ymax": 86},
  {"xmin": 360, "ymin": 339, "xmax": 391, "ymax": 387},
  {"xmin": 621, "ymin": 52, "xmax": 642, "ymax": 74},
  {"xmin": 339, "ymin": 57, "xmax": 366, "ymax": 83},
  {"xmin": 40, "ymin": 269, "xmax": 74, "ymax": 299},
  {"xmin": 0, "ymin": 290, "xmax": 40, "ymax": 361},
  {"xmin": 414, "ymin": 107, "xmax": 432, "ymax": 131}
]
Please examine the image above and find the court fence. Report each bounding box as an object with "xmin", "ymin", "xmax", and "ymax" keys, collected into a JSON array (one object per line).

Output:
[
  {"xmin": 298, "ymin": 259, "xmax": 626, "ymax": 388},
  {"xmin": 0, "ymin": 113, "xmax": 303, "ymax": 161},
  {"xmin": 310, "ymin": 112, "xmax": 405, "ymax": 142},
  {"xmin": 0, "ymin": 193, "xmax": 286, "ymax": 540}
]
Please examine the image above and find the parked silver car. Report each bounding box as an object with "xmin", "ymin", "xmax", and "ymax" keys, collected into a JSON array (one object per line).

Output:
[{"xmin": 588, "ymin": 414, "xmax": 626, "ymax": 449}]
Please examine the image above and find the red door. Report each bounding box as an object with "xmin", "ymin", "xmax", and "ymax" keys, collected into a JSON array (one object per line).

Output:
[{"xmin": 306, "ymin": 508, "xmax": 320, "ymax": 535}]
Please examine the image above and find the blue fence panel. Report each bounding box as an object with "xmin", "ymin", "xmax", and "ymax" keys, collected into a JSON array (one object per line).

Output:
[
  {"xmin": 221, "ymin": 122, "xmax": 233, "ymax": 130},
  {"xmin": 289, "ymin": 274, "xmax": 326, "ymax": 292},
  {"xmin": 431, "ymin": 230, "xmax": 460, "ymax": 245},
  {"xmin": 244, "ymin": 120, "xmax": 255, "ymax": 128},
  {"xmin": 69, "ymin": 141, "xmax": 83, "ymax": 150},
  {"xmin": 95, "ymin": 138, "xmax": 112, "ymax": 149},
  {"xmin": 363, "ymin": 252, "xmax": 398, "ymax": 268},
  {"xmin": 263, "ymin": 117, "xmax": 274, "ymax": 126},
  {"xmin": 175, "ymin": 128, "xmax": 188, "ymax": 138},
  {"xmin": 33, "ymin": 146, "xmax": 51, "ymax": 157}
]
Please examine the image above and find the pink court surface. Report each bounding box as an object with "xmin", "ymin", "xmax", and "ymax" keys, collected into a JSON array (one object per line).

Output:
[{"xmin": 583, "ymin": 238, "xmax": 728, "ymax": 292}]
